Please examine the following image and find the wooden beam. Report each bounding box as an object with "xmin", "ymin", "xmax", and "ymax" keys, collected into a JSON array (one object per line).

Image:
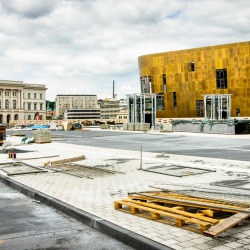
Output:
[
  {"xmin": 114, "ymin": 199, "xmax": 211, "ymax": 231},
  {"xmin": 123, "ymin": 198, "xmax": 218, "ymax": 224},
  {"xmin": 128, "ymin": 193, "xmax": 249, "ymax": 214},
  {"xmin": 204, "ymin": 208, "xmax": 250, "ymax": 237},
  {"xmin": 51, "ymin": 155, "xmax": 85, "ymax": 165}
]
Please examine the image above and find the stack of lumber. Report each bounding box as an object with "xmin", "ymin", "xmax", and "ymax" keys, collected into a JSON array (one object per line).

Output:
[
  {"xmin": 33, "ymin": 129, "xmax": 52, "ymax": 143},
  {"xmin": 114, "ymin": 191, "xmax": 250, "ymax": 236}
]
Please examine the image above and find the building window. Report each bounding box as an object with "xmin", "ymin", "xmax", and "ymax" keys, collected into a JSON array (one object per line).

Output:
[
  {"xmin": 28, "ymin": 103, "xmax": 31, "ymax": 110},
  {"xmin": 28, "ymin": 115, "xmax": 31, "ymax": 120},
  {"xmin": 13, "ymin": 91, "xmax": 17, "ymax": 97},
  {"xmin": 156, "ymin": 94, "xmax": 164, "ymax": 110},
  {"xmin": 5, "ymin": 91, "xmax": 10, "ymax": 96},
  {"xmin": 216, "ymin": 69, "xmax": 227, "ymax": 89},
  {"xmin": 0, "ymin": 101, "xmax": 1, "ymax": 109},
  {"xmin": 28, "ymin": 93, "xmax": 31, "ymax": 98},
  {"xmin": 236, "ymin": 108, "xmax": 241, "ymax": 117},
  {"xmin": 40, "ymin": 103, "xmax": 43, "ymax": 110},
  {"xmin": 190, "ymin": 62, "xmax": 195, "ymax": 71},
  {"xmin": 140, "ymin": 76, "xmax": 152, "ymax": 93},
  {"xmin": 162, "ymin": 74, "xmax": 167, "ymax": 93},
  {"xmin": 34, "ymin": 103, "xmax": 37, "ymax": 110},
  {"xmin": 13, "ymin": 100, "xmax": 17, "ymax": 109},
  {"xmin": 5, "ymin": 100, "xmax": 9, "ymax": 109},
  {"xmin": 34, "ymin": 93, "xmax": 37, "ymax": 99},
  {"xmin": 196, "ymin": 100, "xmax": 204, "ymax": 117},
  {"xmin": 173, "ymin": 92, "xmax": 177, "ymax": 109},
  {"xmin": 40, "ymin": 93, "xmax": 42, "ymax": 99}
]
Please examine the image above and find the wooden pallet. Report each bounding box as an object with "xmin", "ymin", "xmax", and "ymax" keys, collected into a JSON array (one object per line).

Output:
[
  {"xmin": 115, "ymin": 199, "xmax": 213, "ymax": 232},
  {"xmin": 114, "ymin": 192, "xmax": 250, "ymax": 236}
]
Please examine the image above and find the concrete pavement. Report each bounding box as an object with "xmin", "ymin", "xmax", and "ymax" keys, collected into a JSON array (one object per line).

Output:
[
  {"xmin": 1, "ymin": 129, "xmax": 250, "ymax": 250},
  {"xmin": 0, "ymin": 181, "xmax": 136, "ymax": 250}
]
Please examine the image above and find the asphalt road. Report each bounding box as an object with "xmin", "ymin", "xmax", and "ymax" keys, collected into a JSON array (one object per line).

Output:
[
  {"xmin": 7, "ymin": 129, "xmax": 250, "ymax": 161},
  {"xmin": 0, "ymin": 181, "xmax": 134, "ymax": 250}
]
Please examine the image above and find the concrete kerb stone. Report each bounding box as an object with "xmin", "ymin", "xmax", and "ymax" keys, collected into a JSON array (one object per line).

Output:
[{"xmin": 0, "ymin": 173, "xmax": 172, "ymax": 250}]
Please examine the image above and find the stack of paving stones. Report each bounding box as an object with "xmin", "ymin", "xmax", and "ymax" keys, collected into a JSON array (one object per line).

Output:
[{"xmin": 33, "ymin": 129, "xmax": 52, "ymax": 143}]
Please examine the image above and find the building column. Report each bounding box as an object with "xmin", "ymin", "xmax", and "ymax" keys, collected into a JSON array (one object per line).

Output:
[{"xmin": 2, "ymin": 89, "xmax": 5, "ymax": 109}]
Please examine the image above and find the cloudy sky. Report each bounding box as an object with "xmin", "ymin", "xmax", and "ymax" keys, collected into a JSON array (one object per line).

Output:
[{"xmin": 0, "ymin": 0, "xmax": 249, "ymax": 101}]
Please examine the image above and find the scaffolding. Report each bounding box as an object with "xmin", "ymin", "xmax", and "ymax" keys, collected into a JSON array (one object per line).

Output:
[
  {"xmin": 204, "ymin": 94, "xmax": 232, "ymax": 120},
  {"xmin": 127, "ymin": 93, "xmax": 157, "ymax": 129}
]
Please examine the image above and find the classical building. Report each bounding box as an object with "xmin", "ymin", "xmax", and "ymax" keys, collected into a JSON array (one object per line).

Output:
[
  {"xmin": 55, "ymin": 95, "xmax": 98, "ymax": 117},
  {"xmin": 0, "ymin": 80, "xmax": 47, "ymax": 124},
  {"xmin": 138, "ymin": 41, "xmax": 250, "ymax": 118}
]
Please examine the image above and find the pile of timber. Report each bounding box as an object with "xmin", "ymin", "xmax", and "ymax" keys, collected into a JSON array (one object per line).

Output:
[{"xmin": 114, "ymin": 191, "xmax": 250, "ymax": 236}]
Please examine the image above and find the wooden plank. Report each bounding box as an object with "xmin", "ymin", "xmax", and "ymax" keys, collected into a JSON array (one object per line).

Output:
[
  {"xmin": 51, "ymin": 155, "xmax": 85, "ymax": 165},
  {"xmin": 123, "ymin": 199, "xmax": 218, "ymax": 224},
  {"xmin": 114, "ymin": 200, "xmax": 211, "ymax": 231},
  {"xmin": 128, "ymin": 194, "xmax": 248, "ymax": 214},
  {"xmin": 204, "ymin": 208, "xmax": 250, "ymax": 237},
  {"xmin": 141, "ymin": 190, "xmax": 250, "ymax": 208},
  {"xmin": 145, "ymin": 191, "xmax": 250, "ymax": 208}
]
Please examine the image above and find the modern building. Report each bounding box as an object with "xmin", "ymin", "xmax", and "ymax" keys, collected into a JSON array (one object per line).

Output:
[
  {"xmin": 64, "ymin": 109, "xmax": 100, "ymax": 120},
  {"xmin": 116, "ymin": 99, "xmax": 128, "ymax": 123},
  {"xmin": 55, "ymin": 95, "xmax": 98, "ymax": 117},
  {"xmin": 99, "ymin": 98, "xmax": 120, "ymax": 120},
  {"xmin": 0, "ymin": 80, "xmax": 47, "ymax": 124},
  {"xmin": 138, "ymin": 41, "xmax": 250, "ymax": 119},
  {"xmin": 127, "ymin": 93, "xmax": 157, "ymax": 127}
]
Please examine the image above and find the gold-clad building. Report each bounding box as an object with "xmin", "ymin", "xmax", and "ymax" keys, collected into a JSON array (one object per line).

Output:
[{"xmin": 138, "ymin": 41, "xmax": 250, "ymax": 118}]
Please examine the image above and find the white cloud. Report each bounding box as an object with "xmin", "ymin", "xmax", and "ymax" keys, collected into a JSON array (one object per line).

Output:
[{"xmin": 0, "ymin": 0, "xmax": 249, "ymax": 100}]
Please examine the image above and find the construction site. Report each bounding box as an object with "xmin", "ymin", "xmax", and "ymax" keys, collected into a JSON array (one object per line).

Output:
[{"xmin": 1, "ymin": 127, "xmax": 250, "ymax": 250}]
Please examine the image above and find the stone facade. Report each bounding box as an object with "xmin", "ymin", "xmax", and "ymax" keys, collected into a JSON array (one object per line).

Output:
[{"xmin": 0, "ymin": 80, "xmax": 47, "ymax": 124}]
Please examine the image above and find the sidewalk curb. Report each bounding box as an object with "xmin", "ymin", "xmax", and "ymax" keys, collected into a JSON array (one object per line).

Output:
[{"xmin": 0, "ymin": 174, "xmax": 173, "ymax": 250}]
